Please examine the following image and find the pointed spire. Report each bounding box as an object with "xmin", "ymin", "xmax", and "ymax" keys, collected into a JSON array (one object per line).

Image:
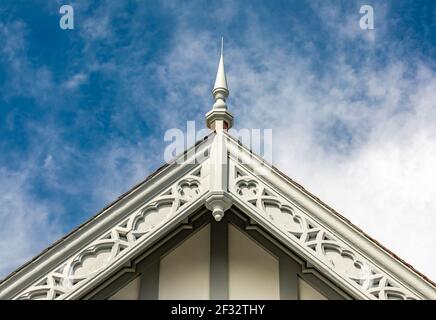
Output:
[
  {"xmin": 206, "ymin": 38, "xmax": 233, "ymax": 131},
  {"xmin": 213, "ymin": 37, "xmax": 228, "ymax": 94}
]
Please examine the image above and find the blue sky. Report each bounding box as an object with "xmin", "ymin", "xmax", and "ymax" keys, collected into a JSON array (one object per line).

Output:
[{"xmin": 0, "ymin": 0, "xmax": 435, "ymax": 280}]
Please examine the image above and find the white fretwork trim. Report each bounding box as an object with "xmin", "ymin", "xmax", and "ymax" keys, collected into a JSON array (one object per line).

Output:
[
  {"xmin": 229, "ymin": 159, "xmax": 422, "ymax": 300},
  {"xmin": 14, "ymin": 167, "xmax": 206, "ymax": 300}
]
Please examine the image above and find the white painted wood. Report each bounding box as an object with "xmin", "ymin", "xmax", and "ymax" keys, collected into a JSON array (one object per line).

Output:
[
  {"xmin": 206, "ymin": 38, "xmax": 233, "ymax": 130},
  {"xmin": 205, "ymin": 130, "xmax": 232, "ymax": 221}
]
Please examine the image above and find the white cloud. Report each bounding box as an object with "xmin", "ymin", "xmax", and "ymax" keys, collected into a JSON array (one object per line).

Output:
[
  {"xmin": 43, "ymin": 154, "xmax": 53, "ymax": 169},
  {"xmin": 0, "ymin": 20, "xmax": 58, "ymax": 105},
  {"xmin": 88, "ymin": 140, "xmax": 159, "ymax": 205},
  {"xmin": 63, "ymin": 73, "xmax": 88, "ymax": 89},
  {"xmin": 0, "ymin": 167, "xmax": 61, "ymax": 278}
]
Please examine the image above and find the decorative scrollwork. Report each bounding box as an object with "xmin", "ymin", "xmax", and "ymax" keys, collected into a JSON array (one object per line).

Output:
[
  {"xmin": 235, "ymin": 178, "xmax": 259, "ymax": 199},
  {"xmin": 230, "ymin": 162, "xmax": 419, "ymax": 300},
  {"xmin": 14, "ymin": 168, "xmax": 205, "ymax": 300},
  {"xmin": 178, "ymin": 179, "xmax": 201, "ymax": 201}
]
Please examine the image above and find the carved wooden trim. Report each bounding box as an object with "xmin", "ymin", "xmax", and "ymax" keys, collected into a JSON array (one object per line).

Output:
[
  {"xmin": 229, "ymin": 159, "xmax": 421, "ymax": 300},
  {"xmin": 14, "ymin": 167, "xmax": 207, "ymax": 300}
]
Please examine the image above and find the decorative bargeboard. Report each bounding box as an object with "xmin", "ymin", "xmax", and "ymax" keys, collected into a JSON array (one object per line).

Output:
[
  {"xmin": 229, "ymin": 159, "xmax": 420, "ymax": 300},
  {"xmin": 15, "ymin": 168, "xmax": 205, "ymax": 300}
]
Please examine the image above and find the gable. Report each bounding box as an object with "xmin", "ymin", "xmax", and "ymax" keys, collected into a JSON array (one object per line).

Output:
[{"xmin": 0, "ymin": 130, "xmax": 434, "ymax": 300}]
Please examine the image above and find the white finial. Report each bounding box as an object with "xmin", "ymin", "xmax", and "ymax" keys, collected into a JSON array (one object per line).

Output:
[
  {"xmin": 206, "ymin": 38, "xmax": 233, "ymax": 131},
  {"xmin": 213, "ymin": 37, "xmax": 228, "ymax": 94}
]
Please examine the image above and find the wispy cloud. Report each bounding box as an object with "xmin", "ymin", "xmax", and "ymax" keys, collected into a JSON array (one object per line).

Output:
[
  {"xmin": 63, "ymin": 72, "xmax": 88, "ymax": 89},
  {"xmin": 0, "ymin": 20, "xmax": 56, "ymax": 104},
  {"xmin": 0, "ymin": 166, "xmax": 62, "ymax": 276}
]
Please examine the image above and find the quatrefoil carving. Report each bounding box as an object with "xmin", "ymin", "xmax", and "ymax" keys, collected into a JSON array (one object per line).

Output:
[
  {"xmin": 235, "ymin": 179, "xmax": 259, "ymax": 198},
  {"xmin": 262, "ymin": 198, "xmax": 303, "ymax": 236},
  {"xmin": 70, "ymin": 245, "xmax": 113, "ymax": 278},
  {"xmin": 130, "ymin": 199, "xmax": 175, "ymax": 237},
  {"xmin": 177, "ymin": 179, "xmax": 201, "ymax": 200}
]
